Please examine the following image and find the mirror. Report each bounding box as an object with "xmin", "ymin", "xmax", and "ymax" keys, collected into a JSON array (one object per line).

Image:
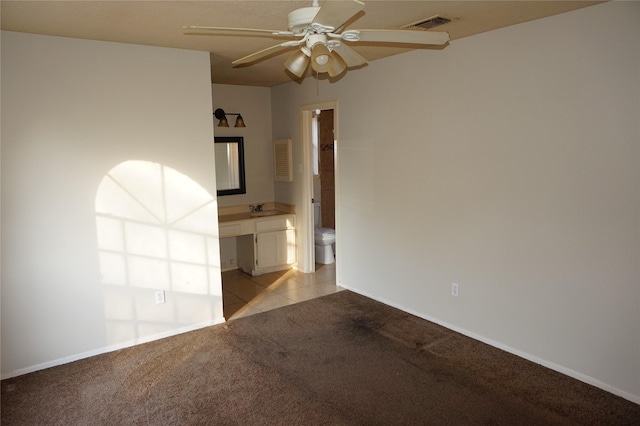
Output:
[{"xmin": 214, "ymin": 136, "xmax": 246, "ymax": 196}]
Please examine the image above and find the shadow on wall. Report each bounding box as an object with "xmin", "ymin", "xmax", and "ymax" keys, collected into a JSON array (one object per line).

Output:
[{"xmin": 95, "ymin": 161, "xmax": 222, "ymax": 346}]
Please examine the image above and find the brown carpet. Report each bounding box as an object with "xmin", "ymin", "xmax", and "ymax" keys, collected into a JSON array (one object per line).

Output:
[{"xmin": 2, "ymin": 290, "xmax": 639, "ymax": 425}]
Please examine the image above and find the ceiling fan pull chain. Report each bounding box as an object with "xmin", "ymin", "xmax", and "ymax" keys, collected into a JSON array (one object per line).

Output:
[{"xmin": 315, "ymin": 71, "xmax": 321, "ymax": 116}]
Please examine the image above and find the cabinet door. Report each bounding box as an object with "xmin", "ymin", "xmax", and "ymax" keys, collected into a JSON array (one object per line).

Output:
[{"xmin": 256, "ymin": 229, "xmax": 295, "ymax": 269}]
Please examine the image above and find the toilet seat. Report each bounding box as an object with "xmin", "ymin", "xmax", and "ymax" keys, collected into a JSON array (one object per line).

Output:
[
  {"xmin": 314, "ymin": 227, "xmax": 335, "ymax": 237},
  {"xmin": 314, "ymin": 227, "xmax": 335, "ymax": 244}
]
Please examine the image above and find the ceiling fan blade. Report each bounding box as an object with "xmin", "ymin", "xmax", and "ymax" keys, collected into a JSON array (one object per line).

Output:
[
  {"xmin": 331, "ymin": 43, "xmax": 368, "ymax": 67},
  {"xmin": 233, "ymin": 43, "xmax": 297, "ymax": 66},
  {"xmin": 343, "ymin": 29, "xmax": 450, "ymax": 45},
  {"xmin": 312, "ymin": 0, "xmax": 365, "ymax": 32},
  {"xmin": 183, "ymin": 26, "xmax": 295, "ymax": 37}
]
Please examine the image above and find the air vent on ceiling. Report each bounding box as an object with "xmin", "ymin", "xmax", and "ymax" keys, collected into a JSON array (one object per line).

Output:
[{"xmin": 405, "ymin": 15, "xmax": 451, "ymax": 30}]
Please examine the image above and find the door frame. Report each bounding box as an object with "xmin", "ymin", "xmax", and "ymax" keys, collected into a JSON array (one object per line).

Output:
[{"xmin": 300, "ymin": 101, "xmax": 338, "ymax": 274}]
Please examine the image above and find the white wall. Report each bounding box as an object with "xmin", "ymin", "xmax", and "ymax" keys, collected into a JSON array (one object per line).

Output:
[
  {"xmin": 1, "ymin": 32, "xmax": 223, "ymax": 377},
  {"xmin": 212, "ymin": 84, "xmax": 274, "ymax": 208},
  {"xmin": 271, "ymin": 1, "xmax": 640, "ymax": 402}
]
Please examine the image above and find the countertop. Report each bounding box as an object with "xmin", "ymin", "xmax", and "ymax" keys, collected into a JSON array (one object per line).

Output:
[{"xmin": 218, "ymin": 210, "xmax": 292, "ymax": 224}]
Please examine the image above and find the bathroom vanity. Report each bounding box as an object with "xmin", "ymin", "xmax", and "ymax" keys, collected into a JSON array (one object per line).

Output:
[{"xmin": 218, "ymin": 211, "xmax": 296, "ymax": 276}]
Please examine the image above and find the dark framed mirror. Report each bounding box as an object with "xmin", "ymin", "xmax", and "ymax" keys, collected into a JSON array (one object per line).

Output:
[{"xmin": 214, "ymin": 136, "xmax": 246, "ymax": 196}]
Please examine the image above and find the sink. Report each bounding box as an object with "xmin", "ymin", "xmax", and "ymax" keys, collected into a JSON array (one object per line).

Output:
[{"xmin": 250, "ymin": 210, "xmax": 281, "ymax": 218}]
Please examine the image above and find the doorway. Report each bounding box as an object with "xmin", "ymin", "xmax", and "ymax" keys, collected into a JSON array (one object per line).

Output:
[
  {"xmin": 301, "ymin": 101, "xmax": 337, "ymax": 274},
  {"xmin": 312, "ymin": 108, "xmax": 335, "ymax": 230}
]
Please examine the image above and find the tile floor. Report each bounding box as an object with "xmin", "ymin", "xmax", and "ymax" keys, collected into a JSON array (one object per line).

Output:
[{"xmin": 222, "ymin": 263, "xmax": 342, "ymax": 320}]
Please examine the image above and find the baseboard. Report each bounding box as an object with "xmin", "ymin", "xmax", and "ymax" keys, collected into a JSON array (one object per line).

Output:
[
  {"xmin": 338, "ymin": 283, "xmax": 640, "ymax": 405},
  {"xmin": 1, "ymin": 317, "xmax": 226, "ymax": 380}
]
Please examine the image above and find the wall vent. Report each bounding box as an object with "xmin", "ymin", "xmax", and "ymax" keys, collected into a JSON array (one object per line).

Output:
[
  {"xmin": 405, "ymin": 15, "xmax": 451, "ymax": 30},
  {"xmin": 273, "ymin": 139, "xmax": 293, "ymax": 182}
]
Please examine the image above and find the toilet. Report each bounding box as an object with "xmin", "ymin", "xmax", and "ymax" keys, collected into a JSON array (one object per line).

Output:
[{"xmin": 314, "ymin": 202, "xmax": 335, "ymax": 264}]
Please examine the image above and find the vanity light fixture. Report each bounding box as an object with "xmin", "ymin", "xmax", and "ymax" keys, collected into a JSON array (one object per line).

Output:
[{"xmin": 214, "ymin": 108, "xmax": 246, "ymax": 127}]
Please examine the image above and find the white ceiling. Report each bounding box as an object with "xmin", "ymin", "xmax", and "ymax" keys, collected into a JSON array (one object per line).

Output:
[{"xmin": 1, "ymin": 1, "xmax": 604, "ymax": 87}]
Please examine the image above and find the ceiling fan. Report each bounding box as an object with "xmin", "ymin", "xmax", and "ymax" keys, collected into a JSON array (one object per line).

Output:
[{"xmin": 184, "ymin": 0, "xmax": 450, "ymax": 79}]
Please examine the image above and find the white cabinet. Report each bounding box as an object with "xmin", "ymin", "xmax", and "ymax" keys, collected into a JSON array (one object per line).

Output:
[
  {"xmin": 256, "ymin": 229, "xmax": 296, "ymax": 271},
  {"xmin": 223, "ymin": 214, "xmax": 296, "ymax": 276}
]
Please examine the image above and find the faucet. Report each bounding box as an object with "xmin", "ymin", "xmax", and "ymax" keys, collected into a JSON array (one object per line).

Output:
[{"xmin": 250, "ymin": 204, "xmax": 264, "ymax": 213}]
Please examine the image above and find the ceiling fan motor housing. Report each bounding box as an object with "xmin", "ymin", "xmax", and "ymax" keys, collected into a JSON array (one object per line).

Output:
[{"xmin": 288, "ymin": 6, "xmax": 321, "ymax": 33}]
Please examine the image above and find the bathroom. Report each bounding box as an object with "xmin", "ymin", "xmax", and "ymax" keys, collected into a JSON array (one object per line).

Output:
[
  {"xmin": 312, "ymin": 108, "xmax": 336, "ymax": 265},
  {"xmin": 215, "ymin": 84, "xmax": 337, "ymax": 273},
  {"xmin": 214, "ymin": 85, "xmax": 338, "ymax": 318}
]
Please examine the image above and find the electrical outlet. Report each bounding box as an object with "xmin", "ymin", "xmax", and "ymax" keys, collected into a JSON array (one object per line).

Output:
[
  {"xmin": 451, "ymin": 283, "xmax": 459, "ymax": 297},
  {"xmin": 155, "ymin": 290, "xmax": 166, "ymax": 304}
]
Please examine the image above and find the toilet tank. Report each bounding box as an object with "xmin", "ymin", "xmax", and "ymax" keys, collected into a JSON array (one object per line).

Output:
[{"xmin": 314, "ymin": 202, "xmax": 321, "ymax": 227}]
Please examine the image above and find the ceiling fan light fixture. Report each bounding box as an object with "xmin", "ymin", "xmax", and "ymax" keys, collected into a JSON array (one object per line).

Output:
[
  {"xmin": 327, "ymin": 51, "xmax": 347, "ymax": 77},
  {"xmin": 188, "ymin": 0, "xmax": 450, "ymax": 84},
  {"xmin": 311, "ymin": 44, "xmax": 333, "ymax": 73},
  {"xmin": 285, "ymin": 51, "xmax": 310, "ymax": 78}
]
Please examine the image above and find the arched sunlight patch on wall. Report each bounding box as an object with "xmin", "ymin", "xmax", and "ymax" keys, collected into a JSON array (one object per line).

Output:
[{"xmin": 95, "ymin": 160, "xmax": 221, "ymax": 346}]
